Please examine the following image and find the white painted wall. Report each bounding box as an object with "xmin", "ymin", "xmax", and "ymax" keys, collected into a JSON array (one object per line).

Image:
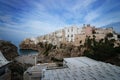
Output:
[{"xmin": 64, "ymin": 26, "xmax": 82, "ymax": 42}]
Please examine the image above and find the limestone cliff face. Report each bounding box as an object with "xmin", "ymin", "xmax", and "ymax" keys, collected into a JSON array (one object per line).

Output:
[
  {"xmin": 0, "ymin": 40, "xmax": 19, "ymax": 61},
  {"xmin": 19, "ymin": 38, "xmax": 39, "ymax": 51},
  {"xmin": 37, "ymin": 43, "xmax": 84, "ymax": 63},
  {"xmin": 20, "ymin": 39, "xmax": 84, "ymax": 62}
]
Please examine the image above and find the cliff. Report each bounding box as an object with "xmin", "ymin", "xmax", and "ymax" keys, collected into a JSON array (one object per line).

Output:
[
  {"xmin": 20, "ymin": 39, "xmax": 84, "ymax": 62},
  {"xmin": 19, "ymin": 39, "xmax": 39, "ymax": 51},
  {"xmin": 36, "ymin": 43, "xmax": 84, "ymax": 63},
  {"xmin": 0, "ymin": 40, "xmax": 19, "ymax": 61},
  {"xmin": 20, "ymin": 36, "xmax": 120, "ymax": 66}
]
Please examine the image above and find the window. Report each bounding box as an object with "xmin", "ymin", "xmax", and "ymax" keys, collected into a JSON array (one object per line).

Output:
[
  {"xmin": 71, "ymin": 28, "xmax": 73, "ymax": 32},
  {"xmin": 71, "ymin": 34, "xmax": 73, "ymax": 37},
  {"xmin": 68, "ymin": 29, "xmax": 69, "ymax": 32}
]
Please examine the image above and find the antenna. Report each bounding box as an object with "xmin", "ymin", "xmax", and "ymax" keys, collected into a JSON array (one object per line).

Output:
[{"xmin": 35, "ymin": 56, "xmax": 37, "ymax": 66}]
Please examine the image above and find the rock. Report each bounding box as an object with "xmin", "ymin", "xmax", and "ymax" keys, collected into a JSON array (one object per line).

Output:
[
  {"xmin": 0, "ymin": 40, "xmax": 19, "ymax": 61},
  {"xmin": 20, "ymin": 39, "xmax": 85, "ymax": 63}
]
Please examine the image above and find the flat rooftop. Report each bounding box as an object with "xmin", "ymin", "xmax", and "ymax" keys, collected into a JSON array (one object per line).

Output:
[
  {"xmin": 0, "ymin": 51, "xmax": 9, "ymax": 67},
  {"xmin": 64, "ymin": 57, "xmax": 99, "ymax": 68},
  {"xmin": 42, "ymin": 57, "xmax": 120, "ymax": 80}
]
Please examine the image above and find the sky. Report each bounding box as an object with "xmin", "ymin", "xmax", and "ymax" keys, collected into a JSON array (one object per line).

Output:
[{"xmin": 0, "ymin": 0, "xmax": 120, "ymax": 46}]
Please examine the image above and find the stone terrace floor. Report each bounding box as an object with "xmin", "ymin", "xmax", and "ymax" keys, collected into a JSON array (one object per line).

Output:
[{"xmin": 42, "ymin": 57, "xmax": 120, "ymax": 80}]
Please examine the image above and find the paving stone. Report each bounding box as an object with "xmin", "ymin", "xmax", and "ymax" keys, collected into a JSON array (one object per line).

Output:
[{"xmin": 42, "ymin": 57, "xmax": 120, "ymax": 80}]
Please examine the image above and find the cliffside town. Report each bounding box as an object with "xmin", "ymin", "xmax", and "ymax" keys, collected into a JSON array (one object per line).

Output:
[
  {"xmin": 0, "ymin": 25, "xmax": 119, "ymax": 80},
  {"xmin": 20, "ymin": 24, "xmax": 120, "ymax": 80},
  {"xmin": 19, "ymin": 24, "xmax": 120, "ymax": 64},
  {"xmin": 20, "ymin": 24, "xmax": 119, "ymax": 49}
]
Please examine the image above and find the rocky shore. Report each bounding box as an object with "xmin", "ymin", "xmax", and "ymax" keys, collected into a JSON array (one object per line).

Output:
[
  {"xmin": 19, "ymin": 39, "xmax": 85, "ymax": 63},
  {"xmin": 0, "ymin": 40, "xmax": 19, "ymax": 60},
  {"xmin": 20, "ymin": 36, "xmax": 120, "ymax": 66},
  {"xmin": 0, "ymin": 40, "xmax": 27, "ymax": 80},
  {"xmin": 15, "ymin": 54, "xmax": 38, "ymax": 65}
]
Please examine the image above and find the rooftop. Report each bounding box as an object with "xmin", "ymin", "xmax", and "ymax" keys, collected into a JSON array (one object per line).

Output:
[
  {"xmin": 42, "ymin": 57, "xmax": 120, "ymax": 80},
  {"xmin": 0, "ymin": 51, "xmax": 9, "ymax": 67}
]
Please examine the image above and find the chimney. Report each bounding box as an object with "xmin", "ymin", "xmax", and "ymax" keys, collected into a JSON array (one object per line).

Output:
[
  {"xmin": 35, "ymin": 56, "xmax": 37, "ymax": 65},
  {"xmin": 83, "ymin": 24, "xmax": 85, "ymax": 27},
  {"xmin": 87, "ymin": 24, "xmax": 90, "ymax": 27}
]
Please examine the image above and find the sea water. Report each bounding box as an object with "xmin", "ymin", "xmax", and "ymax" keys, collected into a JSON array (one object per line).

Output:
[{"xmin": 19, "ymin": 49, "xmax": 38, "ymax": 55}]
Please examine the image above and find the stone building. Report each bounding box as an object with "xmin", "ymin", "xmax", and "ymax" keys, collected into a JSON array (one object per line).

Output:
[
  {"xmin": 74, "ymin": 24, "xmax": 94, "ymax": 46},
  {"xmin": 74, "ymin": 34, "xmax": 86, "ymax": 46},
  {"xmin": 30, "ymin": 24, "xmax": 118, "ymax": 47},
  {"xmin": 74, "ymin": 26, "xmax": 118, "ymax": 46},
  {"xmin": 37, "ymin": 29, "xmax": 65, "ymax": 46},
  {"xmin": 37, "ymin": 25, "xmax": 83, "ymax": 46},
  {"xmin": 81, "ymin": 24, "xmax": 94, "ymax": 36},
  {"xmin": 95, "ymin": 27, "xmax": 113, "ymax": 34},
  {"xmin": 23, "ymin": 38, "xmax": 38, "ymax": 45}
]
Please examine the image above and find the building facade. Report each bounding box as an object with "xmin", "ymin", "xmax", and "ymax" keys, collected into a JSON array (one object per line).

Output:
[
  {"xmin": 25, "ymin": 24, "xmax": 118, "ymax": 47},
  {"xmin": 64, "ymin": 26, "xmax": 82, "ymax": 42}
]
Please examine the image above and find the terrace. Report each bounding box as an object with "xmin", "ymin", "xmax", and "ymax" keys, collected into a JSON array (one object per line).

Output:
[
  {"xmin": 42, "ymin": 57, "xmax": 120, "ymax": 80},
  {"xmin": 24, "ymin": 57, "xmax": 120, "ymax": 80}
]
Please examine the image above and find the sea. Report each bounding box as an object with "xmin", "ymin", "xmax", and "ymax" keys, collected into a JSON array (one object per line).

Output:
[
  {"xmin": 19, "ymin": 49, "xmax": 38, "ymax": 55},
  {"xmin": 13, "ymin": 38, "xmax": 39, "ymax": 55},
  {"xmin": 7, "ymin": 39, "xmax": 39, "ymax": 55},
  {"xmin": 13, "ymin": 39, "xmax": 39, "ymax": 55},
  {"xmin": 0, "ymin": 29, "xmax": 39, "ymax": 55}
]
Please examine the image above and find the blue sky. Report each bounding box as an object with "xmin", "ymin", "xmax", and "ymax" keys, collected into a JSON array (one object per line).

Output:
[{"xmin": 0, "ymin": 0, "xmax": 120, "ymax": 41}]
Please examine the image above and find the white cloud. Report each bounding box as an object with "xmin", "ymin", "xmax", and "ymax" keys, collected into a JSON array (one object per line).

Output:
[
  {"xmin": 0, "ymin": 0, "xmax": 120, "ymax": 35},
  {"xmin": 84, "ymin": 11, "xmax": 99, "ymax": 23},
  {"xmin": 0, "ymin": 15, "xmax": 15, "ymax": 24},
  {"xmin": 84, "ymin": 0, "xmax": 120, "ymax": 26},
  {"xmin": 0, "ymin": 26, "xmax": 39, "ymax": 35},
  {"xmin": 91, "ymin": 11, "xmax": 120, "ymax": 27},
  {"xmin": 72, "ymin": 0, "xmax": 96, "ymax": 11},
  {"xmin": 21, "ymin": 19, "xmax": 65, "ymax": 34}
]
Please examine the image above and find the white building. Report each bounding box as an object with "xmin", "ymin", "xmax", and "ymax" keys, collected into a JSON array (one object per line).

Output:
[
  {"xmin": 55, "ymin": 29, "xmax": 63, "ymax": 42},
  {"xmin": 36, "ymin": 25, "xmax": 119, "ymax": 46},
  {"xmin": 30, "ymin": 38, "xmax": 39, "ymax": 44},
  {"xmin": 64, "ymin": 26, "xmax": 82, "ymax": 42},
  {"xmin": 50, "ymin": 29, "xmax": 64, "ymax": 45}
]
